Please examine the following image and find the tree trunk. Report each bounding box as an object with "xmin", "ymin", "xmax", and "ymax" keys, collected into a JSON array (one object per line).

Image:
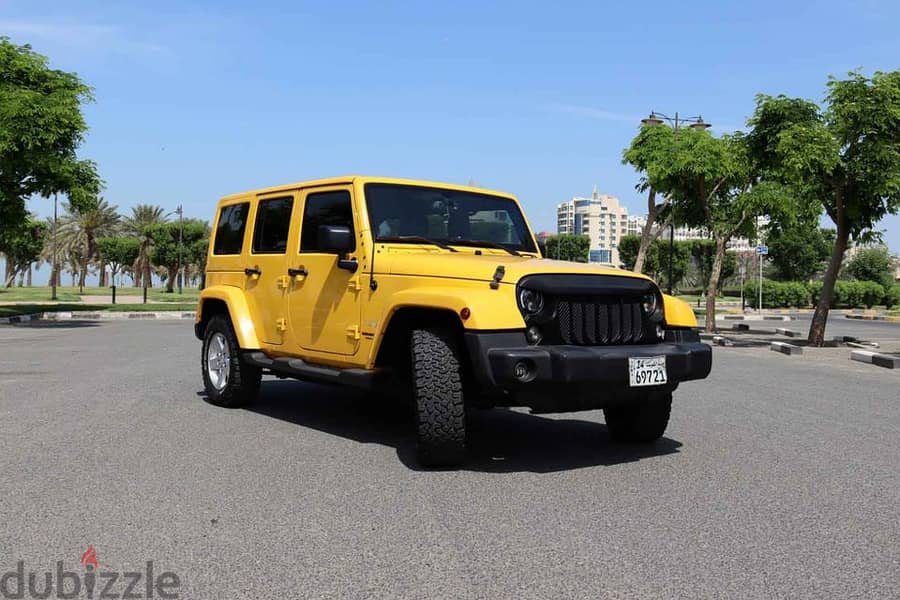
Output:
[
  {"xmin": 99, "ymin": 261, "xmax": 107, "ymax": 287},
  {"xmin": 143, "ymin": 261, "xmax": 153, "ymax": 289},
  {"xmin": 808, "ymin": 222, "xmax": 848, "ymax": 346},
  {"xmin": 26, "ymin": 264, "xmax": 32, "ymax": 287},
  {"xmin": 633, "ymin": 189, "xmax": 657, "ymax": 273},
  {"xmin": 165, "ymin": 265, "xmax": 176, "ymax": 293},
  {"xmin": 704, "ymin": 237, "xmax": 728, "ymax": 333}
]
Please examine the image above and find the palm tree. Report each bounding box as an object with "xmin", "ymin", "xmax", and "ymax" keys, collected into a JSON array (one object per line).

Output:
[
  {"xmin": 123, "ymin": 204, "xmax": 167, "ymax": 288},
  {"xmin": 56, "ymin": 198, "xmax": 120, "ymax": 291}
]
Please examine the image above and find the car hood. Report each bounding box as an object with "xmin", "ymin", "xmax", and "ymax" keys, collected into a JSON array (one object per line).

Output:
[{"xmin": 379, "ymin": 250, "xmax": 652, "ymax": 285}]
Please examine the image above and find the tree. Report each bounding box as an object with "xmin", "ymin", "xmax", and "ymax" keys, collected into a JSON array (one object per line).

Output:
[
  {"xmin": 1, "ymin": 217, "xmax": 48, "ymax": 287},
  {"xmin": 766, "ymin": 223, "xmax": 833, "ymax": 281},
  {"xmin": 122, "ymin": 204, "xmax": 167, "ymax": 288},
  {"xmin": 688, "ymin": 239, "xmax": 736, "ymax": 292},
  {"xmin": 96, "ymin": 236, "xmax": 140, "ymax": 287},
  {"xmin": 544, "ymin": 234, "xmax": 589, "ymax": 262},
  {"xmin": 56, "ymin": 198, "xmax": 120, "ymax": 290},
  {"xmin": 622, "ymin": 125, "xmax": 677, "ymax": 273},
  {"xmin": 619, "ymin": 234, "xmax": 691, "ymax": 290},
  {"xmin": 146, "ymin": 220, "xmax": 209, "ymax": 292},
  {"xmin": 845, "ymin": 247, "xmax": 895, "ymax": 290},
  {"xmin": 0, "ymin": 38, "xmax": 100, "ymax": 240},
  {"xmin": 750, "ymin": 71, "xmax": 900, "ymax": 345}
]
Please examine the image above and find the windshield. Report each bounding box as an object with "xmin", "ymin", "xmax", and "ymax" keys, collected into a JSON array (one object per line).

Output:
[{"xmin": 364, "ymin": 183, "xmax": 538, "ymax": 253}]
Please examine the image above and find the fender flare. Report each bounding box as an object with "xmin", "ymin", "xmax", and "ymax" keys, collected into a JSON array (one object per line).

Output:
[
  {"xmin": 197, "ymin": 286, "xmax": 261, "ymax": 349},
  {"xmin": 662, "ymin": 294, "xmax": 698, "ymax": 328}
]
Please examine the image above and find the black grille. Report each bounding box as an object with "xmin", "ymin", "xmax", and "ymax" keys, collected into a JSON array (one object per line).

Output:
[{"xmin": 553, "ymin": 296, "xmax": 647, "ymax": 345}]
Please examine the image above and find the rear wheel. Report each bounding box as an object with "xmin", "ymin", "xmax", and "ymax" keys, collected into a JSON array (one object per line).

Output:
[
  {"xmin": 603, "ymin": 393, "xmax": 672, "ymax": 443},
  {"xmin": 201, "ymin": 315, "xmax": 261, "ymax": 408},
  {"xmin": 410, "ymin": 328, "xmax": 466, "ymax": 467}
]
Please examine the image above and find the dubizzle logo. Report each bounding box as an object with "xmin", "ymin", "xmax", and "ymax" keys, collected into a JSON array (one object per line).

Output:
[{"xmin": 0, "ymin": 545, "xmax": 181, "ymax": 599}]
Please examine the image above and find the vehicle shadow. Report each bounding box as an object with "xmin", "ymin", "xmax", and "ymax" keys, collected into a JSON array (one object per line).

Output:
[
  {"xmin": 243, "ymin": 379, "xmax": 682, "ymax": 474},
  {"xmin": 7, "ymin": 320, "xmax": 101, "ymax": 329}
]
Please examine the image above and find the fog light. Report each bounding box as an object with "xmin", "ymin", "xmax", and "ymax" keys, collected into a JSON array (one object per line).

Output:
[
  {"xmin": 514, "ymin": 360, "xmax": 533, "ymax": 381},
  {"xmin": 526, "ymin": 325, "xmax": 542, "ymax": 345},
  {"xmin": 656, "ymin": 324, "xmax": 665, "ymax": 339}
]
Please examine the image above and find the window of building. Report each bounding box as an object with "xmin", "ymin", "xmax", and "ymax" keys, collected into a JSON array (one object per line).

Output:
[
  {"xmin": 251, "ymin": 197, "xmax": 293, "ymax": 254},
  {"xmin": 213, "ymin": 202, "xmax": 250, "ymax": 255},
  {"xmin": 301, "ymin": 190, "xmax": 355, "ymax": 253}
]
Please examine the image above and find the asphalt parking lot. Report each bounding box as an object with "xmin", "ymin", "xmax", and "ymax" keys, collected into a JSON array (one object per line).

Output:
[{"xmin": 1, "ymin": 320, "xmax": 899, "ymax": 599}]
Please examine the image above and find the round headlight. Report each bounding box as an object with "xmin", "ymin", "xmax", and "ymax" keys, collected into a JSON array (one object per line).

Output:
[
  {"xmin": 641, "ymin": 293, "xmax": 658, "ymax": 315},
  {"xmin": 518, "ymin": 288, "xmax": 544, "ymax": 315}
]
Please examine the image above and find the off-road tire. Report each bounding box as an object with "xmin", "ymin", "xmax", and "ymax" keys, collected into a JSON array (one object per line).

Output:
[
  {"xmin": 410, "ymin": 328, "xmax": 466, "ymax": 467},
  {"xmin": 603, "ymin": 393, "xmax": 672, "ymax": 443},
  {"xmin": 201, "ymin": 314, "xmax": 261, "ymax": 408}
]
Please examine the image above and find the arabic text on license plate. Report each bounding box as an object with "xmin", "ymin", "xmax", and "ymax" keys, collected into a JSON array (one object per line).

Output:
[{"xmin": 628, "ymin": 356, "xmax": 667, "ymax": 387}]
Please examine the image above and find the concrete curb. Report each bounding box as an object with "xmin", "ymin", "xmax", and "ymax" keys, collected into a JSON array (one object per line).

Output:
[
  {"xmin": 845, "ymin": 314, "xmax": 900, "ymax": 322},
  {"xmin": 723, "ymin": 315, "xmax": 794, "ymax": 321},
  {"xmin": 770, "ymin": 341, "xmax": 803, "ymax": 356},
  {"xmin": 850, "ymin": 349, "xmax": 900, "ymax": 369},
  {"xmin": 775, "ymin": 327, "xmax": 799, "ymax": 338},
  {"xmin": 1, "ymin": 311, "xmax": 195, "ymax": 324}
]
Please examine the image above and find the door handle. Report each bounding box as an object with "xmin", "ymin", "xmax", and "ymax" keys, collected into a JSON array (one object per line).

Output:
[
  {"xmin": 244, "ymin": 267, "xmax": 261, "ymax": 276},
  {"xmin": 337, "ymin": 258, "xmax": 358, "ymax": 273},
  {"xmin": 287, "ymin": 267, "xmax": 308, "ymax": 277}
]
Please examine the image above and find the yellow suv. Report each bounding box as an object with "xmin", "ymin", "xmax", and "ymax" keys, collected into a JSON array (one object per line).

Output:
[{"xmin": 196, "ymin": 176, "xmax": 711, "ymax": 466}]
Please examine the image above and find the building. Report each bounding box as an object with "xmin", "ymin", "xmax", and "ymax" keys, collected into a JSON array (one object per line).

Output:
[
  {"xmin": 557, "ymin": 187, "xmax": 629, "ymax": 265},
  {"xmin": 626, "ymin": 215, "xmax": 646, "ymax": 237}
]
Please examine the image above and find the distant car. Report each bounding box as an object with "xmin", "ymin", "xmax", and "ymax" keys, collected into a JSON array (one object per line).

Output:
[{"xmin": 195, "ymin": 176, "xmax": 711, "ymax": 466}]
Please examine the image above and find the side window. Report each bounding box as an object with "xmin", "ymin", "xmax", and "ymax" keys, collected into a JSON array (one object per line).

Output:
[
  {"xmin": 252, "ymin": 196, "xmax": 293, "ymax": 254},
  {"xmin": 213, "ymin": 202, "xmax": 250, "ymax": 255},
  {"xmin": 300, "ymin": 190, "xmax": 355, "ymax": 252}
]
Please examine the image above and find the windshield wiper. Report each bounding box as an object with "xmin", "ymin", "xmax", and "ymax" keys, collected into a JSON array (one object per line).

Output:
[
  {"xmin": 376, "ymin": 235, "xmax": 458, "ymax": 252},
  {"xmin": 449, "ymin": 239, "xmax": 523, "ymax": 257}
]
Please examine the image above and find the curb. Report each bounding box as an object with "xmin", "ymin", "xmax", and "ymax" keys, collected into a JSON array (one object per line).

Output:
[
  {"xmin": 770, "ymin": 341, "xmax": 803, "ymax": 356},
  {"xmin": 1, "ymin": 311, "xmax": 195, "ymax": 324},
  {"xmin": 722, "ymin": 315, "xmax": 794, "ymax": 321},
  {"xmin": 775, "ymin": 327, "xmax": 799, "ymax": 338},
  {"xmin": 850, "ymin": 349, "xmax": 899, "ymax": 369},
  {"xmin": 845, "ymin": 314, "xmax": 900, "ymax": 322}
]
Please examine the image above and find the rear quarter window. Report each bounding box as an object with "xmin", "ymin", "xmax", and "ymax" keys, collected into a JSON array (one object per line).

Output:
[{"xmin": 213, "ymin": 202, "xmax": 250, "ymax": 255}]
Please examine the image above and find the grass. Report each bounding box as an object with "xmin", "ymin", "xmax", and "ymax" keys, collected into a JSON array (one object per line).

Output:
[
  {"xmin": 0, "ymin": 286, "xmax": 200, "ymax": 303},
  {"xmin": 0, "ymin": 303, "xmax": 197, "ymax": 318}
]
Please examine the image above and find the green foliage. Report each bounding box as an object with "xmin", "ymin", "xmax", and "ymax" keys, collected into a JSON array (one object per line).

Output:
[
  {"xmin": 765, "ymin": 223, "xmax": 833, "ymax": 281},
  {"xmin": 808, "ymin": 280, "xmax": 889, "ymax": 308},
  {"xmin": 689, "ymin": 239, "xmax": 736, "ymax": 288},
  {"xmin": 0, "ymin": 216, "xmax": 48, "ymax": 286},
  {"xmin": 883, "ymin": 285, "xmax": 900, "ymax": 309},
  {"xmin": 743, "ymin": 280, "xmax": 812, "ymax": 309},
  {"xmin": 845, "ymin": 247, "xmax": 895, "ymax": 289},
  {"xmin": 146, "ymin": 219, "xmax": 210, "ymax": 290},
  {"xmin": 544, "ymin": 234, "xmax": 589, "ymax": 262},
  {"xmin": 96, "ymin": 236, "xmax": 140, "ymax": 284},
  {"xmin": 618, "ymin": 234, "xmax": 691, "ymax": 289},
  {"xmin": 617, "ymin": 236, "xmax": 641, "ymax": 270},
  {"xmin": 0, "ymin": 38, "xmax": 100, "ymax": 238}
]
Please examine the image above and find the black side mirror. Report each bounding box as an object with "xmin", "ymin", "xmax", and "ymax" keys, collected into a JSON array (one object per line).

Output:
[{"xmin": 317, "ymin": 225, "xmax": 353, "ymax": 254}]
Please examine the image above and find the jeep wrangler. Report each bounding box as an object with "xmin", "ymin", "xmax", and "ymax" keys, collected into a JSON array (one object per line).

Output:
[{"xmin": 196, "ymin": 177, "xmax": 711, "ymax": 466}]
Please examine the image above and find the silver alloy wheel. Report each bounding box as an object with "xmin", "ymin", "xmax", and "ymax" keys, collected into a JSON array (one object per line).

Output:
[{"xmin": 206, "ymin": 332, "xmax": 230, "ymax": 391}]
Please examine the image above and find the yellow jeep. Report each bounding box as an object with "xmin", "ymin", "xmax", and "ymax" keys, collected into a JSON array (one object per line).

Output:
[{"xmin": 196, "ymin": 176, "xmax": 711, "ymax": 466}]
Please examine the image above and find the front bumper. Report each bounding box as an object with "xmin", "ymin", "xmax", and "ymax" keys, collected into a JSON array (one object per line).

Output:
[{"xmin": 465, "ymin": 329, "xmax": 712, "ymax": 411}]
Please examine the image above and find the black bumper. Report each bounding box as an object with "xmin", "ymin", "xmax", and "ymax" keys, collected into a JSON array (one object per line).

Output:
[{"xmin": 465, "ymin": 329, "xmax": 712, "ymax": 410}]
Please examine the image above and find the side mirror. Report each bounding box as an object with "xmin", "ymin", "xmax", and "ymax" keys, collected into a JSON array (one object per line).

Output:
[
  {"xmin": 317, "ymin": 225, "xmax": 353, "ymax": 254},
  {"xmin": 537, "ymin": 241, "xmax": 547, "ymax": 257}
]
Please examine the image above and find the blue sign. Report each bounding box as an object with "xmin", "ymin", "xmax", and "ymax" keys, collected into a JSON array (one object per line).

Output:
[{"xmin": 755, "ymin": 245, "xmax": 769, "ymax": 255}]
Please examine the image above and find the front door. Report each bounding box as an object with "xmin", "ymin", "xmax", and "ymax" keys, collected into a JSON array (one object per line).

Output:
[
  {"xmin": 243, "ymin": 193, "xmax": 297, "ymax": 345},
  {"xmin": 287, "ymin": 186, "xmax": 362, "ymax": 356}
]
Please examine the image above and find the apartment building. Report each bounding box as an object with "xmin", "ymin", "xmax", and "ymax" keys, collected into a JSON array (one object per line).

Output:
[{"xmin": 557, "ymin": 187, "xmax": 629, "ymax": 265}]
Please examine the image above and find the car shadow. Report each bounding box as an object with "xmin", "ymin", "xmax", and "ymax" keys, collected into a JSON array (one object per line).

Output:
[
  {"xmin": 241, "ymin": 379, "xmax": 682, "ymax": 474},
  {"xmin": 7, "ymin": 320, "xmax": 101, "ymax": 329}
]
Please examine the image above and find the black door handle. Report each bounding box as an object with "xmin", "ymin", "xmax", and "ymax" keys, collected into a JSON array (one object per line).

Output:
[
  {"xmin": 244, "ymin": 267, "xmax": 261, "ymax": 276},
  {"xmin": 287, "ymin": 267, "xmax": 308, "ymax": 277},
  {"xmin": 337, "ymin": 258, "xmax": 358, "ymax": 273}
]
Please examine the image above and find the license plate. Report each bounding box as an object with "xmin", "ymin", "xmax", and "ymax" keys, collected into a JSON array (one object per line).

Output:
[{"xmin": 628, "ymin": 356, "xmax": 667, "ymax": 387}]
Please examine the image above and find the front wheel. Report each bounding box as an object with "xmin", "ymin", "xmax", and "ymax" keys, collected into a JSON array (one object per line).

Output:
[
  {"xmin": 410, "ymin": 328, "xmax": 466, "ymax": 467},
  {"xmin": 201, "ymin": 315, "xmax": 261, "ymax": 408},
  {"xmin": 603, "ymin": 393, "xmax": 672, "ymax": 443}
]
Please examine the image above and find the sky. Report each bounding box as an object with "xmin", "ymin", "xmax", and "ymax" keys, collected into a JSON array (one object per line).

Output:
[{"xmin": 3, "ymin": 0, "xmax": 899, "ymax": 257}]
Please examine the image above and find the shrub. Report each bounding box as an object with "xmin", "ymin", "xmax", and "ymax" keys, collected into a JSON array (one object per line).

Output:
[
  {"xmin": 881, "ymin": 284, "xmax": 900, "ymax": 309},
  {"xmin": 743, "ymin": 280, "xmax": 812, "ymax": 309}
]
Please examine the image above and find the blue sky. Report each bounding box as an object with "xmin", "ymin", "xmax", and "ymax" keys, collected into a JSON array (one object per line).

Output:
[{"xmin": 4, "ymin": 0, "xmax": 899, "ymax": 252}]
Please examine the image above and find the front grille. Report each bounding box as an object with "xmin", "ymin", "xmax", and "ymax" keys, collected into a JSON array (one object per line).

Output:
[{"xmin": 553, "ymin": 296, "xmax": 647, "ymax": 345}]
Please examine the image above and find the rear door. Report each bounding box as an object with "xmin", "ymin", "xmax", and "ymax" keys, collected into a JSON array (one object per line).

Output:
[{"xmin": 244, "ymin": 192, "xmax": 298, "ymax": 345}]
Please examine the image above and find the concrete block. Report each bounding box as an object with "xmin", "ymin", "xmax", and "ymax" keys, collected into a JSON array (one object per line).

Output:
[
  {"xmin": 850, "ymin": 350, "xmax": 899, "ymax": 369},
  {"xmin": 712, "ymin": 335, "xmax": 733, "ymax": 347},
  {"xmin": 731, "ymin": 323, "xmax": 750, "ymax": 331},
  {"xmin": 770, "ymin": 341, "xmax": 803, "ymax": 355}
]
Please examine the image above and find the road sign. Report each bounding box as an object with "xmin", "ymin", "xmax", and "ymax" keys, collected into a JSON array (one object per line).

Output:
[{"xmin": 755, "ymin": 245, "xmax": 769, "ymax": 255}]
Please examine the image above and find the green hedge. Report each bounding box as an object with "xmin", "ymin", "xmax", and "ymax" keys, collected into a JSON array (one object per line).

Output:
[{"xmin": 744, "ymin": 280, "xmax": 897, "ymax": 309}]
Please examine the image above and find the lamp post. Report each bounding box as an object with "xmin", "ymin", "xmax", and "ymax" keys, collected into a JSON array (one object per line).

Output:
[
  {"xmin": 51, "ymin": 193, "xmax": 58, "ymax": 300},
  {"xmin": 176, "ymin": 205, "xmax": 183, "ymax": 295},
  {"xmin": 640, "ymin": 111, "xmax": 712, "ymax": 294}
]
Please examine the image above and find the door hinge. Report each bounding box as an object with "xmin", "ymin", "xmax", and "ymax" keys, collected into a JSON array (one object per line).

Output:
[
  {"xmin": 276, "ymin": 318, "xmax": 287, "ymax": 332},
  {"xmin": 277, "ymin": 275, "xmax": 290, "ymax": 289},
  {"xmin": 347, "ymin": 277, "xmax": 362, "ymax": 291},
  {"xmin": 345, "ymin": 324, "xmax": 361, "ymax": 340}
]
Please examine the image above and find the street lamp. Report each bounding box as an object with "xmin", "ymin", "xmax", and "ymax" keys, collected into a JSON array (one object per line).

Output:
[
  {"xmin": 161, "ymin": 205, "xmax": 184, "ymax": 294},
  {"xmin": 639, "ymin": 111, "xmax": 712, "ymax": 294}
]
